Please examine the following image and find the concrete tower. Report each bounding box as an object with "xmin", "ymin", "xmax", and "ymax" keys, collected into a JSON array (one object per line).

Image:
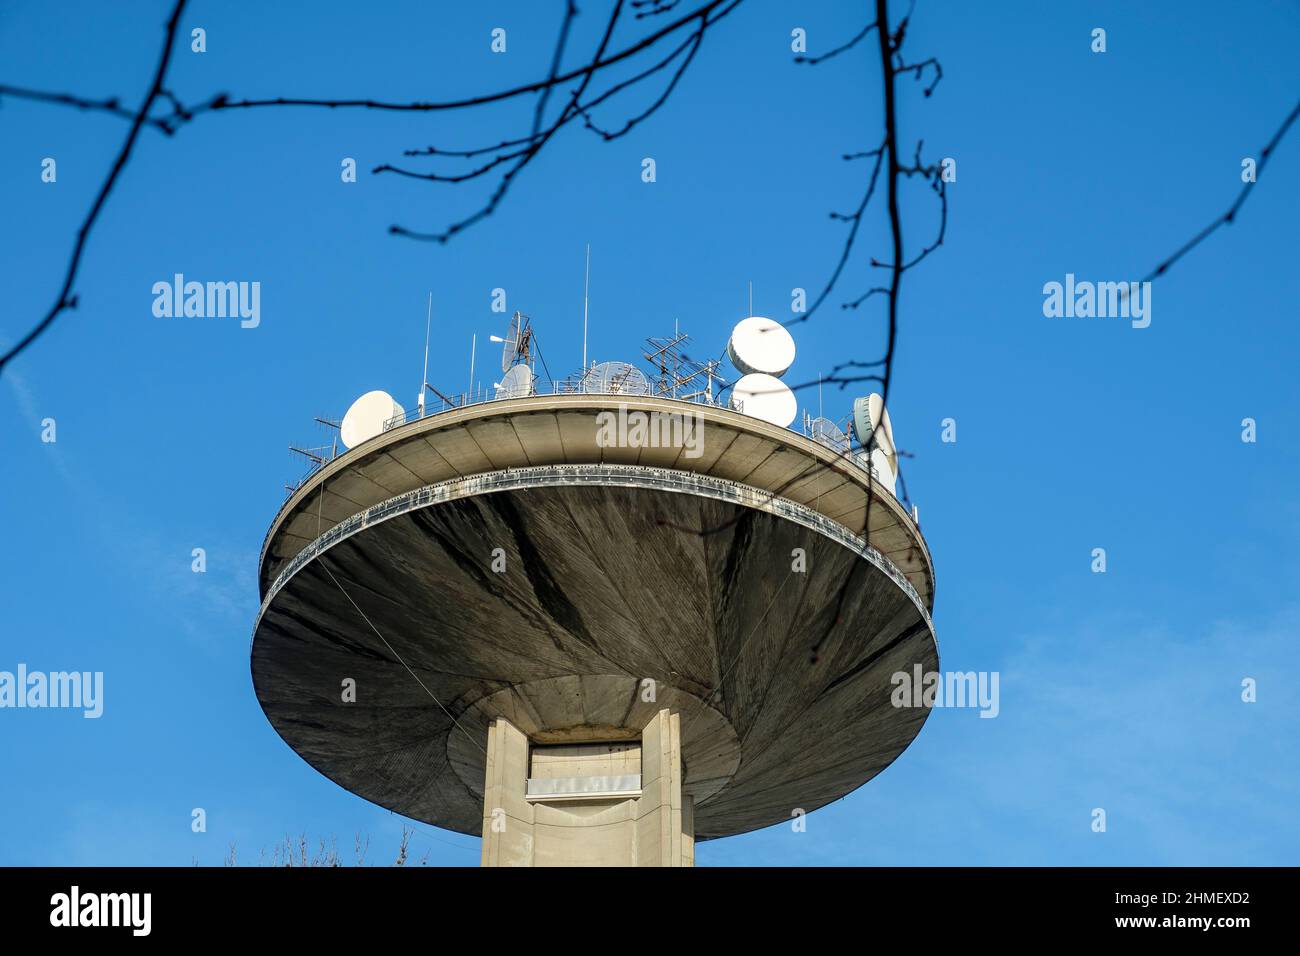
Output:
[{"xmin": 252, "ymin": 392, "xmax": 937, "ymax": 866}]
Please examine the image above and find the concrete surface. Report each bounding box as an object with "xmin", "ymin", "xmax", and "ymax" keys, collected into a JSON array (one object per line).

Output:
[
  {"xmin": 251, "ymin": 464, "xmax": 938, "ymax": 841},
  {"xmin": 259, "ymin": 395, "xmax": 934, "ymax": 608},
  {"xmin": 481, "ymin": 709, "xmax": 693, "ymax": 866}
]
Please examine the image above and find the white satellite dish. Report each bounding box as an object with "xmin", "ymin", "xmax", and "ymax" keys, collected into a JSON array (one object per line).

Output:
[
  {"xmin": 868, "ymin": 447, "xmax": 897, "ymax": 496},
  {"xmin": 494, "ymin": 364, "xmax": 535, "ymax": 400},
  {"xmin": 582, "ymin": 361, "xmax": 651, "ymax": 395},
  {"xmin": 852, "ymin": 393, "xmax": 898, "ymax": 494},
  {"xmin": 727, "ymin": 316, "xmax": 796, "ymax": 378},
  {"xmin": 490, "ymin": 312, "xmax": 531, "ymax": 372},
  {"xmin": 340, "ymin": 390, "xmax": 404, "ymax": 449},
  {"xmin": 852, "ymin": 393, "xmax": 896, "ymax": 458},
  {"xmin": 732, "ymin": 373, "xmax": 797, "ymax": 427}
]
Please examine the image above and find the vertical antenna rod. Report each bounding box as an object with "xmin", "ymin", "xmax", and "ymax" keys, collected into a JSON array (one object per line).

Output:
[
  {"xmin": 419, "ymin": 292, "xmax": 432, "ymax": 414},
  {"xmin": 582, "ymin": 243, "xmax": 591, "ymax": 371},
  {"xmin": 468, "ymin": 334, "xmax": 477, "ymax": 401}
]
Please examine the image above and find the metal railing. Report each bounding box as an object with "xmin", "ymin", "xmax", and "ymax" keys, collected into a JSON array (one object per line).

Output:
[
  {"xmin": 258, "ymin": 464, "xmax": 934, "ymax": 643},
  {"xmin": 285, "ymin": 382, "xmax": 726, "ymax": 496},
  {"xmin": 284, "ymin": 384, "xmax": 888, "ymax": 497},
  {"xmin": 378, "ymin": 378, "xmax": 726, "ymax": 433}
]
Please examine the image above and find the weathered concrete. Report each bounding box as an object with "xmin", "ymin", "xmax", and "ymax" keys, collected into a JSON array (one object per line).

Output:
[
  {"xmin": 251, "ymin": 466, "xmax": 938, "ymax": 840},
  {"xmin": 480, "ymin": 709, "xmax": 693, "ymax": 866},
  {"xmin": 260, "ymin": 396, "xmax": 934, "ymax": 608}
]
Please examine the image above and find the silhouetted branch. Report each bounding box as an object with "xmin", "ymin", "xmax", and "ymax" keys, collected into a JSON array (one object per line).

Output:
[
  {"xmin": 0, "ymin": 83, "xmax": 175, "ymax": 132},
  {"xmin": 784, "ymin": 0, "xmax": 946, "ymax": 446},
  {"xmin": 188, "ymin": 0, "xmax": 732, "ymax": 119},
  {"xmin": 579, "ymin": 26, "xmax": 704, "ymax": 140},
  {"xmin": 893, "ymin": 55, "xmax": 942, "ymax": 97},
  {"xmin": 794, "ymin": 21, "xmax": 878, "ymax": 66},
  {"xmin": 386, "ymin": 0, "xmax": 742, "ymax": 239},
  {"xmin": 1136, "ymin": 98, "xmax": 1300, "ymax": 284},
  {"xmin": 531, "ymin": 0, "xmax": 580, "ymax": 140},
  {"xmin": 786, "ymin": 143, "xmax": 886, "ymax": 330},
  {"xmin": 386, "ymin": 0, "xmax": 629, "ymax": 242},
  {"xmin": 633, "ymin": 0, "xmax": 684, "ymax": 19},
  {"xmin": 0, "ymin": 0, "xmax": 744, "ymax": 368},
  {"xmin": 0, "ymin": 0, "xmax": 189, "ymax": 375}
]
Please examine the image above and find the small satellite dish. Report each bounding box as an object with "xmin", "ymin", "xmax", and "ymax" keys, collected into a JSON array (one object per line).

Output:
[
  {"xmin": 494, "ymin": 364, "xmax": 535, "ymax": 400},
  {"xmin": 340, "ymin": 390, "xmax": 404, "ymax": 449},
  {"xmin": 808, "ymin": 416, "xmax": 849, "ymax": 454},
  {"xmin": 732, "ymin": 373, "xmax": 797, "ymax": 427},
  {"xmin": 727, "ymin": 316, "xmax": 796, "ymax": 378},
  {"xmin": 582, "ymin": 361, "xmax": 651, "ymax": 395}
]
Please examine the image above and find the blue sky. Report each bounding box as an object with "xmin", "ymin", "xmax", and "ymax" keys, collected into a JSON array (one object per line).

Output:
[{"xmin": 1, "ymin": 0, "xmax": 1297, "ymax": 866}]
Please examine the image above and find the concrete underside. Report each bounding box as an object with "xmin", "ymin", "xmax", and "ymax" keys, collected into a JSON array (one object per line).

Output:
[{"xmin": 251, "ymin": 472, "xmax": 938, "ymax": 840}]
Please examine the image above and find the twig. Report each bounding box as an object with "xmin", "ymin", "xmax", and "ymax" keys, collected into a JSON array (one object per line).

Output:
[
  {"xmin": 0, "ymin": 0, "xmax": 189, "ymax": 376},
  {"xmin": 1137, "ymin": 98, "xmax": 1300, "ymax": 284}
]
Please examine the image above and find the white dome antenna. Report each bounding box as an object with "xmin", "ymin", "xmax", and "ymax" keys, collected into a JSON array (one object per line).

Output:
[
  {"xmin": 852, "ymin": 393, "xmax": 898, "ymax": 494},
  {"xmin": 494, "ymin": 364, "xmax": 535, "ymax": 400},
  {"xmin": 727, "ymin": 316, "xmax": 795, "ymax": 378},
  {"xmin": 340, "ymin": 390, "xmax": 404, "ymax": 449},
  {"xmin": 732, "ymin": 373, "xmax": 797, "ymax": 427}
]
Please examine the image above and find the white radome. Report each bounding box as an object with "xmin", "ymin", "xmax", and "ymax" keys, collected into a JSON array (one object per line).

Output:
[
  {"xmin": 582, "ymin": 361, "xmax": 651, "ymax": 396},
  {"xmin": 732, "ymin": 373, "xmax": 797, "ymax": 428},
  {"xmin": 727, "ymin": 316, "xmax": 796, "ymax": 378},
  {"xmin": 852, "ymin": 393, "xmax": 897, "ymax": 461},
  {"xmin": 869, "ymin": 447, "xmax": 898, "ymax": 495},
  {"xmin": 495, "ymin": 364, "xmax": 535, "ymax": 400},
  {"xmin": 851, "ymin": 392, "xmax": 899, "ymax": 497},
  {"xmin": 340, "ymin": 390, "xmax": 404, "ymax": 449}
]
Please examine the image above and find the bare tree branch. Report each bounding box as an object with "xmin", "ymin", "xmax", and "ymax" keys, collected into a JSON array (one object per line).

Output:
[
  {"xmin": 1136, "ymin": 98, "xmax": 1300, "ymax": 284},
  {"xmin": 0, "ymin": 0, "xmax": 189, "ymax": 375},
  {"xmin": 384, "ymin": 0, "xmax": 742, "ymax": 240},
  {"xmin": 0, "ymin": 82, "xmax": 176, "ymax": 132},
  {"xmin": 0, "ymin": 0, "xmax": 744, "ymax": 368},
  {"xmin": 793, "ymin": 21, "xmax": 878, "ymax": 66}
]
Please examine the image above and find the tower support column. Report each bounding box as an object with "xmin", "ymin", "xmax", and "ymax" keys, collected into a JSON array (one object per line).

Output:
[{"xmin": 480, "ymin": 707, "xmax": 694, "ymax": 867}]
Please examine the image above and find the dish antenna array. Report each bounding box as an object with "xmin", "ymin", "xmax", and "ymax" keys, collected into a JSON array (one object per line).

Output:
[
  {"xmin": 488, "ymin": 311, "xmax": 540, "ymax": 399},
  {"xmin": 725, "ymin": 315, "xmax": 797, "ymax": 427},
  {"xmin": 294, "ymin": 285, "xmax": 908, "ymax": 508}
]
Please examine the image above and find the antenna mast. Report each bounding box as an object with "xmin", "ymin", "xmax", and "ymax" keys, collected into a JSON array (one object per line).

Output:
[
  {"xmin": 468, "ymin": 333, "xmax": 477, "ymax": 403},
  {"xmin": 419, "ymin": 292, "xmax": 432, "ymax": 415},
  {"xmin": 582, "ymin": 244, "xmax": 590, "ymax": 371}
]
